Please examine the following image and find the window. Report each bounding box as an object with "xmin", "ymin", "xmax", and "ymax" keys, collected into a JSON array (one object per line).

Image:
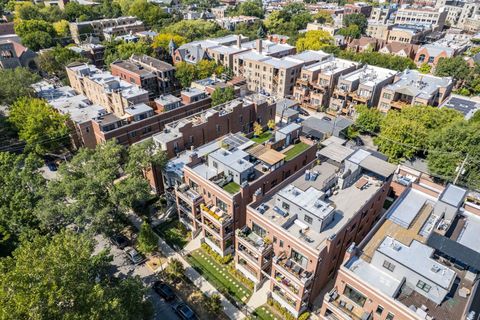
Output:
[
  {"xmin": 416, "ymin": 280, "xmax": 431, "ymax": 293},
  {"xmin": 376, "ymin": 305, "xmax": 384, "ymax": 315},
  {"xmin": 386, "ymin": 312, "xmax": 395, "ymax": 320},
  {"xmin": 290, "ymin": 249, "xmax": 308, "ymax": 268},
  {"xmin": 382, "ymin": 260, "xmax": 396, "ymax": 272},
  {"xmin": 344, "ymin": 285, "xmax": 367, "ymax": 307},
  {"xmin": 304, "ymin": 215, "xmax": 313, "ymax": 224},
  {"xmin": 216, "ymin": 198, "xmax": 228, "ymax": 212},
  {"xmin": 252, "ymin": 222, "xmax": 267, "ymax": 237},
  {"xmin": 273, "ymin": 236, "xmax": 277, "ymax": 244},
  {"xmin": 282, "ymin": 202, "xmax": 290, "ymax": 211},
  {"xmin": 279, "ymin": 240, "xmax": 284, "ymax": 248}
]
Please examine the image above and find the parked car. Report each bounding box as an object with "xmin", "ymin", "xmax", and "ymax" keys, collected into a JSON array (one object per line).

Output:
[
  {"xmin": 124, "ymin": 247, "xmax": 146, "ymax": 265},
  {"xmin": 174, "ymin": 302, "xmax": 197, "ymax": 320},
  {"xmin": 46, "ymin": 161, "xmax": 58, "ymax": 171},
  {"xmin": 298, "ymin": 108, "xmax": 309, "ymax": 116},
  {"xmin": 153, "ymin": 281, "xmax": 175, "ymax": 301},
  {"xmin": 322, "ymin": 116, "xmax": 332, "ymax": 121},
  {"xmin": 110, "ymin": 234, "xmax": 129, "ymax": 249}
]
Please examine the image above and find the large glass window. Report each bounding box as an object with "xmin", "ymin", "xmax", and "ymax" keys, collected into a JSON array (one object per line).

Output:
[
  {"xmin": 290, "ymin": 249, "xmax": 308, "ymax": 268},
  {"xmin": 344, "ymin": 285, "xmax": 367, "ymax": 307},
  {"xmin": 252, "ymin": 222, "xmax": 266, "ymax": 237},
  {"xmin": 216, "ymin": 198, "xmax": 228, "ymax": 212}
]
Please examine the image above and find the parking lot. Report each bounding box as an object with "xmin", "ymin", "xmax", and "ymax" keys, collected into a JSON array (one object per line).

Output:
[{"xmin": 94, "ymin": 235, "xmax": 180, "ymax": 320}]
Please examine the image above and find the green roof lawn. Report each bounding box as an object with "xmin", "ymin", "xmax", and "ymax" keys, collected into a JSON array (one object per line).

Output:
[
  {"xmin": 251, "ymin": 131, "xmax": 272, "ymax": 144},
  {"xmin": 223, "ymin": 181, "xmax": 240, "ymax": 194},
  {"xmin": 283, "ymin": 142, "xmax": 310, "ymax": 161}
]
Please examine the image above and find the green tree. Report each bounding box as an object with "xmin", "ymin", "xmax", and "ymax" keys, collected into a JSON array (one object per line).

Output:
[
  {"xmin": 126, "ymin": 139, "xmax": 168, "ymax": 177},
  {"xmin": 197, "ymin": 59, "xmax": 223, "ymax": 79},
  {"xmin": 162, "ymin": 20, "xmax": 222, "ymax": 41},
  {"xmin": 0, "ymin": 231, "xmax": 153, "ymax": 319},
  {"xmin": 103, "ymin": 39, "xmax": 153, "ymax": 67},
  {"xmin": 152, "ymin": 33, "xmax": 187, "ymax": 51},
  {"xmin": 264, "ymin": 3, "xmax": 313, "ymax": 37},
  {"xmin": 374, "ymin": 106, "xmax": 462, "ymax": 161},
  {"xmin": 175, "ymin": 61, "xmax": 197, "ymax": 88},
  {"xmin": 354, "ymin": 104, "xmax": 383, "ymax": 133},
  {"xmin": 253, "ymin": 121, "xmax": 263, "ymax": 136},
  {"xmin": 343, "ymin": 13, "xmax": 368, "ymax": 34},
  {"xmin": 337, "ymin": 50, "xmax": 417, "ymax": 71},
  {"xmin": 0, "ymin": 68, "xmax": 40, "ymax": 105},
  {"xmin": 38, "ymin": 46, "xmax": 87, "ymax": 79},
  {"xmin": 206, "ymin": 294, "xmax": 222, "ymax": 314},
  {"xmin": 313, "ymin": 10, "xmax": 333, "ymax": 24},
  {"xmin": 229, "ymin": 0, "xmax": 264, "ymax": 18},
  {"xmin": 15, "ymin": 19, "xmax": 57, "ymax": 50},
  {"xmin": 338, "ymin": 24, "xmax": 361, "ymax": 39},
  {"xmin": 0, "ymin": 152, "xmax": 44, "ymax": 253},
  {"xmin": 166, "ymin": 258, "xmax": 185, "ymax": 280},
  {"xmin": 63, "ymin": 1, "xmax": 101, "ymax": 21},
  {"xmin": 137, "ymin": 222, "xmax": 158, "ymax": 254},
  {"xmin": 434, "ymin": 56, "xmax": 471, "ymax": 87},
  {"xmin": 427, "ymin": 120, "xmax": 480, "ymax": 190},
  {"xmin": 418, "ymin": 62, "xmax": 432, "ymax": 74},
  {"xmin": 127, "ymin": 0, "xmax": 171, "ymax": 29},
  {"xmin": 8, "ymin": 98, "xmax": 70, "ymax": 155},
  {"xmin": 35, "ymin": 141, "xmax": 152, "ymax": 234},
  {"xmin": 211, "ymin": 87, "xmax": 235, "ymax": 106},
  {"xmin": 295, "ymin": 30, "xmax": 334, "ymax": 52}
]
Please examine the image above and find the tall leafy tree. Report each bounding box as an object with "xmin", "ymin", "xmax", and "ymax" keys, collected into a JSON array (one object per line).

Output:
[
  {"xmin": 0, "ymin": 68, "xmax": 40, "ymax": 105},
  {"xmin": 343, "ymin": 13, "xmax": 368, "ymax": 34},
  {"xmin": 137, "ymin": 222, "xmax": 158, "ymax": 254},
  {"xmin": 229, "ymin": 0, "xmax": 264, "ymax": 18},
  {"xmin": 38, "ymin": 46, "xmax": 87, "ymax": 79},
  {"xmin": 0, "ymin": 231, "xmax": 152, "ymax": 319},
  {"xmin": 354, "ymin": 104, "xmax": 383, "ymax": 133},
  {"xmin": 8, "ymin": 98, "xmax": 70, "ymax": 155},
  {"xmin": 161, "ymin": 20, "xmax": 222, "ymax": 41},
  {"xmin": 211, "ymin": 87, "xmax": 235, "ymax": 106},
  {"xmin": 434, "ymin": 56, "xmax": 471, "ymax": 88},
  {"xmin": 295, "ymin": 30, "xmax": 334, "ymax": 52}
]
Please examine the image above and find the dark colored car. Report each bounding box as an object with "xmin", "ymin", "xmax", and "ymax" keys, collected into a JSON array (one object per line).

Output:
[
  {"xmin": 124, "ymin": 247, "xmax": 146, "ymax": 265},
  {"xmin": 322, "ymin": 116, "xmax": 332, "ymax": 121},
  {"xmin": 298, "ymin": 108, "xmax": 309, "ymax": 116},
  {"xmin": 110, "ymin": 234, "xmax": 129, "ymax": 249},
  {"xmin": 174, "ymin": 303, "xmax": 197, "ymax": 320},
  {"xmin": 153, "ymin": 281, "xmax": 175, "ymax": 301},
  {"xmin": 46, "ymin": 161, "xmax": 58, "ymax": 171}
]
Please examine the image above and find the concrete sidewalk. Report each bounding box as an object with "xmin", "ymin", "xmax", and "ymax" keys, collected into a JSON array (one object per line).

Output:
[{"xmin": 129, "ymin": 214, "xmax": 245, "ymax": 320}]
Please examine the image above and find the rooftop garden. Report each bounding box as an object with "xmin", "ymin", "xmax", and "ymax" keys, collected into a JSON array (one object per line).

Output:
[
  {"xmin": 283, "ymin": 142, "xmax": 310, "ymax": 161},
  {"xmin": 251, "ymin": 131, "xmax": 273, "ymax": 144},
  {"xmin": 222, "ymin": 181, "xmax": 241, "ymax": 194}
]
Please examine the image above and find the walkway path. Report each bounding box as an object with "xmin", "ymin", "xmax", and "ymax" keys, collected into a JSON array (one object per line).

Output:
[
  {"xmin": 128, "ymin": 214, "xmax": 245, "ymax": 320},
  {"xmin": 246, "ymin": 280, "xmax": 270, "ymax": 309}
]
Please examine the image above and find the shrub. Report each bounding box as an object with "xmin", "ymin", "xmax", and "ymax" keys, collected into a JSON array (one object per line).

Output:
[
  {"xmin": 201, "ymin": 242, "xmax": 233, "ymax": 264},
  {"xmin": 298, "ymin": 312, "xmax": 310, "ymax": 320},
  {"xmin": 267, "ymin": 298, "xmax": 296, "ymax": 320}
]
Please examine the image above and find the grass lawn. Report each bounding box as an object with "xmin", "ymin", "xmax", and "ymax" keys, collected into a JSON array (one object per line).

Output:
[
  {"xmin": 252, "ymin": 305, "xmax": 279, "ymax": 320},
  {"xmin": 223, "ymin": 181, "xmax": 241, "ymax": 194},
  {"xmin": 187, "ymin": 249, "xmax": 251, "ymax": 303},
  {"xmin": 251, "ymin": 131, "xmax": 273, "ymax": 144},
  {"xmin": 154, "ymin": 219, "xmax": 191, "ymax": 250},
  {"xmin": 283, "ymin": 142, "xmax": 310, "ymax": 161}
]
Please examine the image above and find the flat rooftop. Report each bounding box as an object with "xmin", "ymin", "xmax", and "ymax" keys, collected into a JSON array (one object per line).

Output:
[
  {"xmin": 341, "ymin": 65, "xmax": 397, "ymax": 87},
  {"xmin": 386, "ymin": 69, "xmax": 452, "ymax": 100},
  {"xmin": 304, "ymin": 57, "xmax": 359, "ymax": 76},
  {"xmin": 440, "ymin": 94, "xmax": 480, "ymax": 120},
  {"xmin": 254, "ymin": 161, "xmax": 383, "ymax": 251}
]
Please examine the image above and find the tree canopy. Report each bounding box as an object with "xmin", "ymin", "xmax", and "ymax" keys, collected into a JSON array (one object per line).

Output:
[
  {"xmin": 0, "ymin": 68, "xmax": 40, "ymax": 105},
  {"xmin": 103, "ymin": 40, "xmax": 153, "ymax": 67},
  {"xmin": 175, "ymin": 60, "xmax": 224, "ymax": 88},
  {"xmin": 38, "ymin": 46, "xmax": 87, "ymax": 80},
  {"xmin": 8, "ymin": 98, "xmax": 70, "ymax": 155},
  {"xmin": 354, "ymin": 104, "xmax": 383, "ymax": 133},
  {"xmin": 228, "ymin": 0, "xmax": 264, "ymax": 18},
  {"xmin": 343, "ymin": 13, "xmax": 368, "ymax": 34},
  {"xmin": 0, "ymin": 231, "xmax": 152, "ymax": 319},
  {"xmin": 152, "ymin": 33, "xmax": 187, "ymax": 51},
  {"xmin": 295, "ymin": 30, "xmax": 334, "ymax": 52},
  {"xmin": 337, "ymin": 50, "xmax": 417, "ymax": 71},
  {"xmin": 264, "ymin": 3, "xmax": 313, "ymax": 38},
  {"xmin": 211, "ymin": 87, "xmax": 235, "ymax": 106},
  {"xmin": 161, "ymin": 20, "xmax": 224, "ymax": 42}
]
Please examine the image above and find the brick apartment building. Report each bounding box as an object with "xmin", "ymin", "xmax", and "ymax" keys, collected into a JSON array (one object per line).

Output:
[
  {"xmin": 378, "ymin": 70, "xmax": 453, "ymax": 113},
  {"xmin": 111, "ymin": 54, "xmax": 179, "ymax": 100},
  {"xmin": 321, "ymin": 166, "xmax": 480, "ymax": 320},
  {"xmin": 394, "ymin": 6, "xmax": 447, "ymax": 31},
  {"xmin": 237, "ymin": 140, "xmax": 396, "ymax": 317},
  {"xmin": 69, "ymin": 16, "xmax": 144, "ymax": 43},
  {"xmin": 329, "ymin": 65, "xmax": 398, "ymax": 116},
  {"xmin": 154, "ymin": 94, "xmax": 276, "ymax": 158},
  {"xmin": 293, "ymin": 56, "xmax": 360, "ymax": 111},
  {"xmin": 167, "ymin": 129, "xmax": 317, "ymax": 257}
]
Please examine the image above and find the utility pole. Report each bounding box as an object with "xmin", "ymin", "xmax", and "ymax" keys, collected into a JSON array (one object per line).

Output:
[{"xmin": 454, "ymin": 153, "xmax": 469, "ymax": 185}]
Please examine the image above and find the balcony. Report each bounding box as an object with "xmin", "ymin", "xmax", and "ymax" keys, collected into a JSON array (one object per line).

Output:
[
  {"xmin": 236, "ymin": 227, "xmax": 272, "ymax": 253},
  {"xmin": 273, "ymin": 270, "xmax": 301, "ymax": 295},
  {"xmin": 176, "ymin": 184, "xmax": 203, "ymax": 203},
  {"xmin": 390, "ymin": 100, "xmax": 411, "ymax": 110},
  {"xmin": 200, "ymin": 203, "xmax": 233, "ymax": 225},
  {"xmin": 350, "ymin": 92, "xmax": 370, "ymax": 103},
  {"xmin": 273, "ymin": 253, "xmax": 313, "ymax": 285}
]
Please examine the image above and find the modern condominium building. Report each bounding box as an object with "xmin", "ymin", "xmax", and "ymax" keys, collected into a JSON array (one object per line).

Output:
[
  {"xmin": 394, "ymin": 6, "xmax": 447, "ymax": 30},
  {"xmin": 378, "ymin": 70, "xmax": 453, "ymax": 113},
  {"xmin": 237, "ymin": 140, "xmax": 396, "ymax": 317},
  {"xmin": 321, "ymin": 168, "xmax": 480, "ymax": 320},
  {"xmin": 168, "ymin": 130, "xmax": 317, "ymax": 256},
  {"xmin": 329, "ymin": 65, "xmax": 398, "ymax": 115},
  {"xmin": 293, "ymin": 56, "xmax": 360, "ymax": 111}
]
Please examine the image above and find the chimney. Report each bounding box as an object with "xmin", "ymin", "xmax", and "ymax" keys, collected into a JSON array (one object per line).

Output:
[
  {"xmin": 256, "ymin": 39, "xmax": 262, "ymax": 54},
  {"xmin": 237, "ymin": 35, "xmax": 241, "ymax": 48}
]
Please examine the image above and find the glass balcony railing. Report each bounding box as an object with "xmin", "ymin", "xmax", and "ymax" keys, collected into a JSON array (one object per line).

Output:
[
  {"xmin": 236, "ymin": 227, "xmax": 272, "ymax": 253},
  {"xmin": 273, "ymin": 253, "xmax": 313, "ymax": 285}
]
